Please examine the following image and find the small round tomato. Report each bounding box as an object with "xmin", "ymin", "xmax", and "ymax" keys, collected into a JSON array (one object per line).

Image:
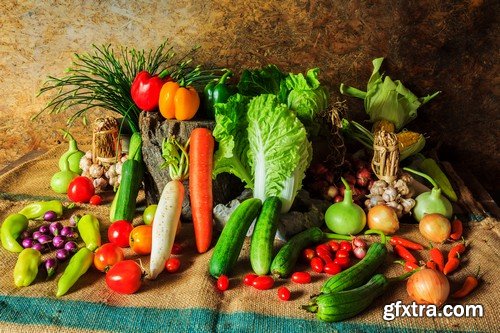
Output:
[
  {"xmin": 302, "ymin": 248, "xmax": 315, "ymax": 262},
  {"xmin": 252, "ymin": 276, "xmax": 274, "ymax": 290},
  {"xmin": 165, "ymin": 257, "xmax": 181, "ymax": 273},
  {"xmin": 291, "ymin": 271, "xmax": 311, "ymax": 284},
  {"xmin": 108, "ymin": 220, "xmax": 134, "ymax": 248},
  {"xmin": 277, "ymin": 286, "xmax": 291, "ymax": 301},
  {"xmin": 310, "ymin": 257, "xmax": 324, "ymax": 273},
  {"xmin": 217, "ymin": 275, "xmax": 229, "ymax": 291},
  {"xmin": 243, "ymin": 273, "xmax": 258, "ymax": 286},
  {"xmin": 94, "ymin": 243, "xmax": 125, "ymax": 272},
  {"xmin": 67, "ymin": 176, "xmax": 95, "ymax": 203},
  {"xmin": 333, "ymin": 257, "xmax": 350, "ymax": 268},
  {"xmin": 328, "ymin": 240, "xmax": 340, "ymax": 252},
  {"xmin": 129, "ymin": 225, "xmax": 152, "ymax": 255},
  {"xmin": 105, "ymin": 260, "xmax": 143, "ymax": 294},
  {"xmin": 143, "ymin": 204, "xmax": 157, "ymax": 225},
  {"xmin": 339, "ymin": 240, "xmax": 353, "ymax": 252},
  {"xmin": 89, "ymin": 194, "xmax": 103, "ymax": 205},
  {"xmin": 324, "ymin": 262, "xmax": 342, "ymax": 275},
  {"xmin": 335, "ymin": 249, "xmax": 350, "ymax": 259}
]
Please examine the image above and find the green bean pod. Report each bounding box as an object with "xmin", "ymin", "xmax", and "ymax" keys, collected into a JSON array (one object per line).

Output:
[
  {"xmin": 18, "ymin": 200, "xmax": 63, "ymax": 220},
  {"xmin": 56, "ymin": 247, "xmax": 94, "ymax": 297},
  {"xmin": 14, "ymin": 248, "xmax": 42, "ymax": 287},
  {"xmin": 1, "ymin": 213, "xmax": 29, "ymax": 252},
  {"xmin": 77, "ymin": 214, "xmax": 101, "ymax": 251}
]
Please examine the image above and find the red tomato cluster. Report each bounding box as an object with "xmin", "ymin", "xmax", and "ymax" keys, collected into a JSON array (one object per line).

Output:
[{"xmin": 303, "ymin": 240, "xmax": 357, "ymax": 275}]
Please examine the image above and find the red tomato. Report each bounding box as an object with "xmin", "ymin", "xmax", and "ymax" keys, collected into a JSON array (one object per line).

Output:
[
  {"xmin": 129, "ymin": 225, "xmax": 152, "ymax": 255},
  {"xmin": 291, "ymin": 271, "xmax": 311, "ymax": 284},
  {"xmin": 171, "ymin": 243, "xmax": 183, "ymax": 255},
  {"xmin": 310, "ymin": 257, "xmax": 324, "ymax": 273},
  {"xmin": 277, "ymin": 286, "xmax": 291, "ymax": 301},
  {"xmin": 108, "ymin": 220, "xmax": 134, "ymax": 247},
  {"xmin": 316, "ymin": 244, "xmax": 333, "ymax": 263},
  {"xmin": 67, "ymin": 176, "xmax": 95, "ymax": 203},
  {"xmin": 302, "ymin": 248, "xmax": 316, "ymax": 262},
  {"xmin": 336, "ymin": 249, "xmax": 350, "ymax": 259},
  {"xmin": 94, "ymin": 243, "xmax": 125, "ymax": 272},
  {"xmin": 105, "ymin": 260, "xmax": 143, "ymax": 294},
  {"xmin": 165, "ymin": 258, "xmax": 181, "ymax": 273},
  {"xmin": 327, "ymin": 240, "xmax": 340, "ymax": 252},
  {"xmin": 339, "ymin": 240, "xmax": 353, "ymax": 252},
  {"xmin": 324, "ymin": 262, "xmax": 342, "ymax": 275},
  {"xmin": 89, "ymin": 195, "xmax": 103, "ymax": 205},
  {"xmin": 243, "ymin": 273, "xmax": 258, "ymax": 286},
  {"xmin": 333, "ymin": 257, "xmax": 350, "ymax": 268},
  {"xmin": 216, "ymin": 275, "xmax": 229, "ymax": 291},
  {"xmin": 252, "ymin": 276, "xmax": 274, "ymax": 290}
]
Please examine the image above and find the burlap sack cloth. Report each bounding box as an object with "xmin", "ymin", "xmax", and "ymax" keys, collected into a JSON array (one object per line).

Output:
[{"xmin": 0, "ymin": 144, "xmax": 498, "ymax": 333}]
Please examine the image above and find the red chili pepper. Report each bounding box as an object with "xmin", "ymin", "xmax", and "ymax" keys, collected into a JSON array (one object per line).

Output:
[
  {"xmin": 448, "ymin": 242, "xmax": 466, "ymax": 260},
  {"xmin": 395, "ymin": 260, "xmax": 420, "ymax": 272},
  {"xmin": 429, "ymin": 247, "xmax": 445, "ymax": 272},
  {"xmin": 389, "ymin": 236, "xmax": 424, "ymax": 251},
  {"xmin": 130, "ymin": 70, "xmax": 170, "ymax": 111},
  {"xmin": 443, "ymin": 257, "xmax": 460, "ymax": 275},
  {"xmin": 452, "ymin": 275, "xmax": 479, "ymax": 298},
  {"xmin": 449, "ymin": 218, "xmax": 463, "ymax": 241},
  {"xmin": 394, "ymin": 245, "xmax": 417, "ymax": 263},
  {"xmin": 426, "ymin": 260, "xmax": 438, "ymax": 270}
]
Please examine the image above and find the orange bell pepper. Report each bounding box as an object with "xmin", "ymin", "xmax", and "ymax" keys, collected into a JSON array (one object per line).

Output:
[{"xmin": 158, "ymin": 81, "xmax": 200, "ymax": 120}]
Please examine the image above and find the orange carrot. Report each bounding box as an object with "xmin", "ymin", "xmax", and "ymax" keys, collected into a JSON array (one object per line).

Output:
[
  {"xmin": 443, "ymin": 257, "xmax": 460, "ymax": 275},
  {"xmin": 189, "ymin": 128, "xmax": 215, "ymax": 253},
  {"xmin": 429, "ymin": 247, "xmax": 445, "ymax": 272},
  {"xmin": 449, "ymin": 218, "xmax": 463, "ymax": 241},
  {"xmin": 452, "ymin": 275, "xmax": 479, "ymax": 298}
]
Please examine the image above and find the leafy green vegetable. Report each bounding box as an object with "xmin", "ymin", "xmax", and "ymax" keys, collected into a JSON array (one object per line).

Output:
[
  {"xmin": 340, "ymin": 57, "xmax": 440, "ymax": 131},
  {"xmin": 237, "ymin": 65, "xmax": 287, "ymax": 98}
]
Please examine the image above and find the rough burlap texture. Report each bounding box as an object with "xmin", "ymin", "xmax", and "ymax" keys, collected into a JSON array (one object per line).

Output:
[{"xmin": 0, "ymin": 144, "xmax": 498, "ymax": 333}]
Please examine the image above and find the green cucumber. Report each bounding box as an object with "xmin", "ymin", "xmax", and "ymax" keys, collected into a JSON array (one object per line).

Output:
[
  {"xmin": 250, "ymin": 196, "xmax": 282, "ymax": 275},
  {"xmin": 270, "ymin": 227, "xmax": 324, "ymax": 278},
  {"xmin": 209, "ymin": 198, "xmax": 262, "ymax": 278},
  {"xmin": 320, "ymin": 242, "xmax": 388, "ymax": 294}
]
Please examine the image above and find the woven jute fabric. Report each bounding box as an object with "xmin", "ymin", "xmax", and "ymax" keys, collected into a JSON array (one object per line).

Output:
[{"xmin": 0, "ymin": 144, "xmax": 499, "ymax": 333}]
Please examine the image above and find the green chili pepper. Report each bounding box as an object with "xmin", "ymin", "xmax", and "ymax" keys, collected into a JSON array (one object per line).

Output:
[
  {"xmin": 1, "ymin": 213, "xmax": 29, "ymax": 252},
  {"xmin": 77, "ymin": 214, "xmax": 101, "ymax": 251},
  {"xmin": 56, "ymin": 247, "xmax": 94, "ymax": 297},
  {"xmin": 14, "ymin": 248, "xmax": 41, "ymax": 287},
  {"xmin": 203, "ymin": 70, "xmax": 236, "ymax": 118},
  {"xmin": 18, "ymin": 200, "xmax": 63, "ymax": 220}
]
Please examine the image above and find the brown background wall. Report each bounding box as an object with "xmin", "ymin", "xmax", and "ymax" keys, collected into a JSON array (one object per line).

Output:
[{"xmin": 0, "ymin": 0, "xmax": 498, "ymax": 199}]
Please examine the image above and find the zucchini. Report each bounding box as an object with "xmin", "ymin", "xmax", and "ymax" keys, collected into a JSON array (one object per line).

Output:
[
  {"xmin": 270, "ymin": 227, "xmax": 324, "ymax": 278},
  {"xmin": 111, "ymin": 133, "xmax": 143, "ymax": 222},
  {"xmin": 320, "ymin": 242, "xmax": 387, "ymax": 294},
  {"xmin": 250, "ymin": 196, "xmax": 282, "ymax": 275},
  {"xmin": 209, "ymin": 198, "xmax": 262, "ymax": 278},
  {"xmin": 303, "ymin": 274, "xmax": 389, "ymax": 322}
]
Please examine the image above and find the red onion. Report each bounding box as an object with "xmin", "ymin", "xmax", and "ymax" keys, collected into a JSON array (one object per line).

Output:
[
  {"xmin": 43, "ymin": 210, "xmax": 57, "ymax": 222},
  {"xmin": 352, "ymin": 237, "xmax": 367, "ymax": 249},
  {"xmin": 353, "ymin": 247, "xmax": 366, "ymax": 259}
]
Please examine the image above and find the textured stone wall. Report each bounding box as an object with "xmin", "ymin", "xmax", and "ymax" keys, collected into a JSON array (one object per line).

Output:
[{"xmin": 0, "ymin": 0, "xmax": 498, "ymax": 198}]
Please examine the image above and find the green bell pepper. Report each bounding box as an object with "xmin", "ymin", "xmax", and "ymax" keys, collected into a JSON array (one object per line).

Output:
[
  {"xmin": 203, "ymin": 70, "xmax": 236, "ymax": 118},
  {"xmin": 1, "ymin": 213, "xmax": 29, "ymax": 252},
  {"xmin": 77, "ymin": 214, "xmax": 101, "ymax": 251},
  {"xmin": 18, "ymin": 200, "xmax": 63, "ymax": 220},
  {"xmin": 56, "ymin": 247, "xmax": 94, "ymax": 297},
  {"xmin": 14, "ymin": 248, "xmax": 41, "ymax": 287}
]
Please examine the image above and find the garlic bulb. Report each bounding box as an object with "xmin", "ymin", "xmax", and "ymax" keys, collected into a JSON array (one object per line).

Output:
[
  {"xmin": 115, "ymin": 162, "xmax": 123, "ymax": 175},
  {"xmin": 400, "ymin": 197, "xmax": 416, "ymax": 213},
  {"xmin": 382, "ymin": 186, "xmax": 398, "ymax": 202},
  {"xmin": 89, "ymin": 164, "xmax": 104, "ymax": 178},
  {"xmin": 93, "ymin": 177, "xmax": 108, "ymax": 191},
  {"xmin": 79, "ymin": 156, "xmax": 92, "ymax": 172},
  {"xmin": 85, "ymin": 151, "xmax": 92, "ymax": 159}
]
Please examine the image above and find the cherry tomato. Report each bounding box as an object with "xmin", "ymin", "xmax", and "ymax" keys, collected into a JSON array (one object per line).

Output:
[
  {"xmin": 310, "ymin": 257, "xmax": 324, "ymax": 273},
  {"xmin": 328, "ymin": 240, "xmax": 340, "ymax": 252},
  {"xmin": 243, "ymin": 273, "xmax": 258, "ymax": 286},
  {"xmin": 217, "ymin": 275, "xmax": 229, "ymax": 291},
  {"xmin": 89, "ymin": 194, "xmax": 103, "ymax": 205},
  {"xmin": 340, "ymin": 240, "xmax": 352, "ymax": 252},
  {"xmin": 336, "ymin": 249, "xmax": 350, "ymax": 259},
  {"xmin": 324, "ymin": 262, "xmax": 342, "ymax": 275},
  {"xmin": 67, "ymin": 176, "xmax": 95, "ymax": 203},
  {"xmin": 277, "ymin": 286, "xmax": 291, "ymax": 301},
  {"xmin": 105, "ymin": 260, "xmax": 143, "ymax": 294},
  {"xmin": 129, "ymin": 225, "xmax": 152, "ymax": 255},
  {"xmin": 291, "ymin": 271, "xmax": 311, "ymax": 284},
  {"xmin": 94, "ymin": 243, "xmax": 125, "ymax": 272},
  {"xmin": 165, "ymin": 257, "xmax": 181, "ymax": 273},
  {"xmin": 252, "ymin": 276, "xmax": 274, "ymax": 290},
  {"xmin": 171, "ymin": 243, "xmax": 183, "ymax": 255},
  {"xmin": 333, "ymin": 257, "xmax": 350, "ymax": 268},
  {"xmin": 316, "ymin": 244, "xmax": 333, "ymax": 263},
  {"xmin": 108, "ymin": 220, "xmax": 134, "ymax": 247},
  {"xmin": 302, "ymin": 248, "xmax": 315, "ymax": 262},
  {"xmin": 143, "ymin": 204, "xmax": 157, "ymax": 225}
]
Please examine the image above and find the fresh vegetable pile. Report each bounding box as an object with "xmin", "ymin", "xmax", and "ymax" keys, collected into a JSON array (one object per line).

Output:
[{"xmin": 1, "ymin": 43, "xmax": 481, "ymax": 325}]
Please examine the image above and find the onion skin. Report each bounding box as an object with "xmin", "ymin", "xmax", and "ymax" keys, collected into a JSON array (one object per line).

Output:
[
  {"xmin": 367, "ymin": 204, "xmax": 400, "ymax": 235},
  {"xmin": 407, "ymin": 268, "xmax": 449, "ymax": 307},
  {"xmin": 419, "ymin": 213, "xmax": 451, "ymax": 243}
]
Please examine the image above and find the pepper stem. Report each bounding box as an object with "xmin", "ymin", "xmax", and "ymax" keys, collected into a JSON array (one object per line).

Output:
[
  {"xmin": 364, "ymin": 229, "xmax": 387, "ymax": 244},
  {"xmin": 403, "ymin": 167, "xmax": 439, "ymax": 189},
  {"xmin": 218, "ymin": 70, "xmax": 233, "ymax": 84},
  {"xmin": 323, "ymin": 232, "xmax": 353, "ymax": 241},
  {"xmin": 388, "ymin": 269, "xmax": 418, "ymax": 283}
]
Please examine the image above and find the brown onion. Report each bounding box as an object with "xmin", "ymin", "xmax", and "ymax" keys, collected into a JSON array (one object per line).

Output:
[
  {"xmin": 407, "ymin": 268, "xmax": 449, "ymax": 307},
  {"xmin": 367, "ymin": 204, "xmax": 399, "ymax": 235},
  {"xmin": 419, "ymin": 213, "xmax": 451, "ymax": 243}
]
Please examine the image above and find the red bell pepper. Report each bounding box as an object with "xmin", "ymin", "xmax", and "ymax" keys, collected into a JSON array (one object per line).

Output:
[{"xmin": 131, "ymin": 69, "xmax": 170, "ymax": 111}]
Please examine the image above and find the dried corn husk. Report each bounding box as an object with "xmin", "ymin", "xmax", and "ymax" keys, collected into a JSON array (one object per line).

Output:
[
  {"xmin": 372, "ymin": 130, "xmax": 399, "ymax": 183},
  {"xmin": 373, "ymin": 119, "xmax": 396, "ymax": 133},
  {"xmin": 397, "ymin": 131, "xmax": 426, "ymax": 160}
]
